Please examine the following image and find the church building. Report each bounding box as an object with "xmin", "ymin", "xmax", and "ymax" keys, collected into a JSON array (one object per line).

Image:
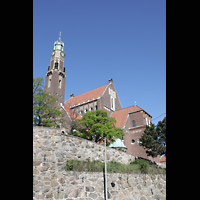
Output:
[{"xmin": 44, "ymin": 35, "xmax": 160, "ymax": 163}]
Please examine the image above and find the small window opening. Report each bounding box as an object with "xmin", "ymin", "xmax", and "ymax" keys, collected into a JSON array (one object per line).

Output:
[
  {"xmin": 132, "ymin": 120, "xmax": 136, "ymax": 127},
  {"xmin": 131, "ymin": 139, "xmax": 135, "ymax": 144}
]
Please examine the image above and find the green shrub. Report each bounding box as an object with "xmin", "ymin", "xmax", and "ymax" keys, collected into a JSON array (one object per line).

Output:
[
  {"xmin": 65, "ymin": 159, "xmax": 104, "ymax": 172},
  {"xmin": 65, "ymin": 160, "xmax": 74, "ymax": 171},
  {"xmin": 130, "ymin": 159, "xmax": 150, "ymax": 174},
  {"xmin": 140, "ymin": 161, "xmax": 149, "ymax": 174}
]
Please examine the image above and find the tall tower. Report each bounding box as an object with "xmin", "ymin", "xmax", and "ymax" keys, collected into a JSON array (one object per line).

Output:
[{"xmin": 45, "ymin": 32, "xmax": 66, "ymax": 105}]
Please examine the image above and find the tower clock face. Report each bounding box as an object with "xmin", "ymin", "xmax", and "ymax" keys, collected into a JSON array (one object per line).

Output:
[
  {"xmin": 52, "ymin": 51, "xmax": 55, "ymax": 56},
  {"xmin": 60, "ymin": 52, "xmax": 64, "ymax": 57}
]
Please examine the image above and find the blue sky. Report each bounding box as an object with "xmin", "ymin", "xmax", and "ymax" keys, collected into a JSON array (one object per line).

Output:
[{"xmin": 33, "ymin": 0, "xmax": 166, "ymax": 125}]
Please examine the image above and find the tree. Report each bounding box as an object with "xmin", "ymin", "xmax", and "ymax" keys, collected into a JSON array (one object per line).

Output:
[
  {"xmin": 33, "ymin": 77, "xmax": 65, "ymax": 127},
  {"xmin": 73, "ymin": 109, "xmax": 124, "ymax": 145},
  {"xmin": 139, "ymin": 117, "xmax": 166, "ymax": 158}
]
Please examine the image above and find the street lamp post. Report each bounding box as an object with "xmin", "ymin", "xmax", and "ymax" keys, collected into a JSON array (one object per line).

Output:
[{"xmin": 105, "ymin": 137, "xmax": 108, "ymax": 200}]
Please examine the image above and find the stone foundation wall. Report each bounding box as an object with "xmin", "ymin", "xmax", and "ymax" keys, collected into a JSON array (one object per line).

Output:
[
  {"xmin": 33, "ymin": 170, "xmax": 166, "ymax": 200},
  {"xmin": 33, "ymin": 126, "xmax": 166, "ymax": 199}
]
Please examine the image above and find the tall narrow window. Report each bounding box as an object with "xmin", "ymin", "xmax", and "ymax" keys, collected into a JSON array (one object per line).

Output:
[
  {"xmin": 132, "ymin": 120, "xmax": 136, "ymax": 127},
  {"xmin": 48, "ymin": 78, "xmax": 51, "ymax": 88},
  {"xmin": 145, "ymin": 117, "xmax": 148, "ymax": 125},
  {"xmin": 110, "ymin": 96, "xmax": 115, "ymax": 111},
  {"xmin": 58, "ymin": 79, "xmax": 61, "ymax": 88},
  {"xmin": 55, "ymin": 62, "xmax": 58, "ymax": 69}
]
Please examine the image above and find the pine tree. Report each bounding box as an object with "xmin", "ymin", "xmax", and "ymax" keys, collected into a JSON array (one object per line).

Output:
[{"xmin": 139, "ymin": 117, "xmax": 166, "ymax": 157}]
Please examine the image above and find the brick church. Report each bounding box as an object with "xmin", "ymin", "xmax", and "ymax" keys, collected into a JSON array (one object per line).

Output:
[{"xmin": 44, "ymin": 35, "xmax": 160, "ymax": 163}]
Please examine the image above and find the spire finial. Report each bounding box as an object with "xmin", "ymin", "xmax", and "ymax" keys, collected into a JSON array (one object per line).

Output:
[
  {"xmin": 134, "ymin": 101, "xmax": 136, "ymax": 106},
  {"xmin": 59, "ymin": 31, "xmax": 61, "ymax": 41}
]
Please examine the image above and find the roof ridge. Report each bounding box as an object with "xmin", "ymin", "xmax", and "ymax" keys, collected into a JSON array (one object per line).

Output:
[
  {"xmin": 112, "ymin": 105, "xmax": 142, "ymax": 113},
  {"xmin": 64, "ymin": 83, "xmax": 109, "ymax": 103}
]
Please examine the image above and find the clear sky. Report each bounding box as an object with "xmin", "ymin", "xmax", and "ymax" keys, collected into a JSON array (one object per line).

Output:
[{"xmin": 33, "ymin": 0, "xmax": 166, "ymax": 125}]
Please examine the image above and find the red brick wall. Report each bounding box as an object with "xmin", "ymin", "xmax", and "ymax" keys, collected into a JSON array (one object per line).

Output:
[{"xmin": 123, "ymin": 111, "xmax": 160, "ymax": 162}]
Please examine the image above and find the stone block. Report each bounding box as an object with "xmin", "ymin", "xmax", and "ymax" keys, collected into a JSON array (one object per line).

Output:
[
  {"xmin": 33, "ymin": 180, "xmax": 38, "ymax": 186},
  {"xmin": 45, "ymin": 192, "xmax": 53, "ymax": 198},
  {"xmin": 68, "ymin": 188, "xmax": 82, "ymax": 198},
  {"xmin": 58, "ymin": 177, "xmax": 65, "ymax": 184},
  {"xmin": 146, "ymin": 180, "xmax": 151, "ymax": 187},
  {"xmin": 41, "ymin": 186, "xmax": 51, "ymax": 193},
  {"xmin": 157, "ymin": 183, "xmax": 163, "ymax": 189},
  {"xmin": 50, "ymin": 173, "xmax": 57, "ymax": 179},
  {"xmin": 89, "ymin": 192, "xmax": 98, "ymax": 199},
  {"xmin": 33, "ymin": 169, "xmax": 40, "ymax": 175},
  {"xmin": 86, "ymin": 186, "xmax": 94, "ymax": 192},
  {"xmin": 50, "ymin": 180, "xmax": 59, "ymax": 187}
]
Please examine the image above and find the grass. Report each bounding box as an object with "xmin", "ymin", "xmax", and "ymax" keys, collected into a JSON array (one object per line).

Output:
[{"xmin": 65, "ymin": 159, "xmax": 166, "ymax": 174}]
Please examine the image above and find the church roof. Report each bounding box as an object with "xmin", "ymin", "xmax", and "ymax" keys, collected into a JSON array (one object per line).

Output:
[
  {"xmin": 110, "ymin": 105, "xmax": 143, "ymax": 128},
  {"xmin": 65, "ymin": 106, "xmax": 82, "ymax": 120},
  {"xmin": 60, "ymin": 103, "xmax": 82, "ymax": 121},
  {"xmin": 64, "ymin": 83, "xmax": 109, "ymax": 108}
]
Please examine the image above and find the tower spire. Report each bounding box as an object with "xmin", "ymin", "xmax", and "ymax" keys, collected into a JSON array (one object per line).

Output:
[
  {"xmin": 59, "ymin": 31, "xmax": 61, "ymax": 41},
  {"xmin": 45, "ymin": 35, "xmax": 66, "ymax": 105}
]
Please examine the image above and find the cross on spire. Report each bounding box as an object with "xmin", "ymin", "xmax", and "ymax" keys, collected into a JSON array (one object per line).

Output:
[{"xmin": 59, "ymin": 31, "xmax": 61, "ymax": 41}]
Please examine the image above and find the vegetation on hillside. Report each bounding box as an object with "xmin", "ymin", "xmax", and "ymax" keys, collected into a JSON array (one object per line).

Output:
[{"xmin": 65, "ymin": 159, "xmax": 166, "ymax": 174}]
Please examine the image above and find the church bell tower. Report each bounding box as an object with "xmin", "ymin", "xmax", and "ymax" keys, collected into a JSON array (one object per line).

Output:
[{"xmin": 45, "ymin": 32, "xmax": 66, "ymax": 105}]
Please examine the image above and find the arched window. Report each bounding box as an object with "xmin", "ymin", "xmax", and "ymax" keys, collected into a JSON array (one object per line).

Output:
[{"xmin": 132, "ymin": 120, "xmax": 136, "ymax": 127}]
